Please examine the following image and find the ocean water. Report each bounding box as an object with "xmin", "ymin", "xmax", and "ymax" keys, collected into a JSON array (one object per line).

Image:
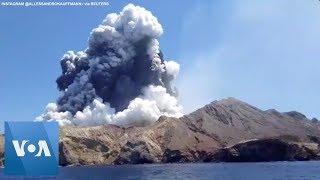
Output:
[{"xmin": 0, "ymin": 161, "xmax": 319, "ymax": 180}]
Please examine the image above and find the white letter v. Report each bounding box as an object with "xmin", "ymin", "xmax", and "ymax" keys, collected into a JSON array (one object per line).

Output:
[{"xmin": 12, "ymin": 140, "xmax": 28, "ymax": 157}]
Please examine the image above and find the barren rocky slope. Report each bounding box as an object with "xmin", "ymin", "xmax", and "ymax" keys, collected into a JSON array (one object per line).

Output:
[
  {"xmin": 1, "ymin": 98, "xmax": 319, "ymax": 166},
  {"xmin": 181, "ymin": 98, "xmax": 320, "ymax": 146},
  {"xmin": 58, "ymin": 98, "xmax": 320, "ymax": 165},
  {"xmin": 59, "ymin": 115, "xmax": 223, "ymax": 165}
]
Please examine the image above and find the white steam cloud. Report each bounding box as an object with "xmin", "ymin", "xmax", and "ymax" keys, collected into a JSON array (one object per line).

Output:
[{"xmin": 37, "ymin": 4, "xmax": 183, "ymax": 126}]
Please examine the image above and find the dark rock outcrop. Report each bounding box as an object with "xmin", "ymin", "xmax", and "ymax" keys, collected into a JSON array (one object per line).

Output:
[
  {"xmin": 114, "ymin": 140, "xmax": 157, "ymax": 164},
  {"xmin": 213, "ymin": 138, "xmax": 320, "ymax": 162},
  {"xmin": 284, "ymin": 111, "xmax": 308, "ymax": 120}
]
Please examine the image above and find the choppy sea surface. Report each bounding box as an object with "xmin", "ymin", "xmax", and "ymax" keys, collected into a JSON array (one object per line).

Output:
[{"xmin": 0, "ymin": 161, "xmax": 319, "ymax": 180}]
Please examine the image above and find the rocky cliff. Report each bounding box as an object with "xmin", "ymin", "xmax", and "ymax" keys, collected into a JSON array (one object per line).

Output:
[{"xmin": 2, "ymin": 98, "xmax": 320, "ymax": 165}]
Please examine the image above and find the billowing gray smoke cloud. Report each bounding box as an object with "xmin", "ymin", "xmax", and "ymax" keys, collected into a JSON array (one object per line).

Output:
[{"xmin": 37, "ymin": 4, "xmax": 182, "ymax": 126}]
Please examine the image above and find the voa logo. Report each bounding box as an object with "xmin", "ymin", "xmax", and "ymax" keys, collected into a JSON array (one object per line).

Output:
[
  {"xmin": 12, "ymin": 140, "xmax": 51, "ymax": 157},
  {"xmin": 5, "ymin": 122, "xmax": 59, "ymax": 176}
]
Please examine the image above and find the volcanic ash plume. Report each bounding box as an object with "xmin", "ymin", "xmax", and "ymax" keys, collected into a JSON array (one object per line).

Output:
[{"xmin": 37, "ymin": 4, "xmax": 183, "ymax": 126}]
